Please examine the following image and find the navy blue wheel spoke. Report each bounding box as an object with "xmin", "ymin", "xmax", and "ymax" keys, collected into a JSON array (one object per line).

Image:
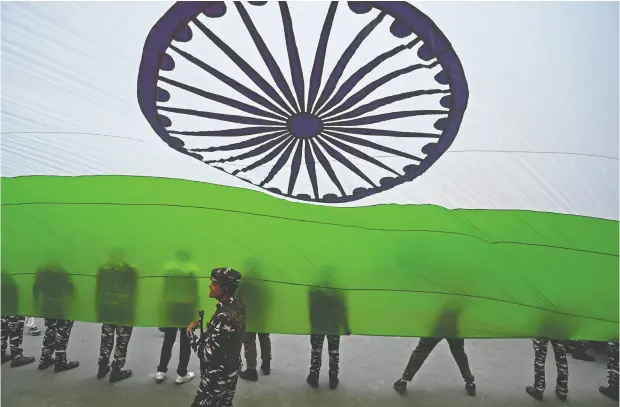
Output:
[
  {"xmin": 323, "ymin": 89, "xmax": 449, "ymax": 122},
  {"xmin": 313, "ymin": 11, "xmax": 387, "ymax": 114},
  {"xmin": 304, "ymin": 139, "xmax": 320, "ymax": 199},
  {"xmin": 157, "ymin": 106, "xmax": 285, "ymax": 126},
  {"xmin": 316, "ymin": 38, "xmax": 420, "ymax": 116},
  {"xmin": 203, "ymin": 133, "xmax": 290, "ymax": 164},
  {"xmin": 309, "ymin": 139, "xmax": 346, "ymax": 196},
  {"xmin": 169, "ymin": 44, "xmax": 289, "ymax": 117},
  {"xmin": 137, "ymin": 1, "xmax": 470, "ymax": 203},
  {"xmin": 234, "ymin": 136, "xmax": 295, "ymax": 175},
  {"xmin": 169, "ymin": 126, "xmax": 283, "ymax": 137},
  {"xmin": 287, "ymin": 140, "xmax": 304, "ymax": 195},
  {"xmin": 259, "ymin": 138, "xmax": 299, "ymax": 187},
  {"xmin": 159, "ymin": 76, "xmax": 287, "ymax": 121},
  {"xmin": 323, "ymin": 130, "xmax": 423, "ymax": 162},
  {"xmin": 326, "ymin": 126, "xmax": 440, "ymax": 138},
  {"xmin": 279, "ymin": 2, "xmax": 306, "ymax": 112},
  {"xmin": 319, "ymin": 133, "xmax": 400, "ymax": 176},
  {"xmin": 191, "ymin": 17, "xmax": 295, "ymax": 116},
  {"xmin": 234, "ymin": 2, "xmax": 299, "ymax": 112},
  {"xmin": 324, "ymin": 109, "xmax": 448, "ymax": 127},
  {"xmin": 306, "ymin": 2, "xmax": 338, "ymax": 113},
  {"xmin": 315, "ymin": 136, "xmax": 376, "ymax": 188},
  {"xmin": 323, "ymin": 61, "xmax": 440, "ymax": 118},
  {"xmin": 190, "ymin": 129, "xmax": 289, "ymax": 152}
]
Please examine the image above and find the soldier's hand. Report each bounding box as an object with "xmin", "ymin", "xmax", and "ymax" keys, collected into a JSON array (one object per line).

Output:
[{"xmin": 186, "ymin": 320, "xmax": 199, "ymax": 335}]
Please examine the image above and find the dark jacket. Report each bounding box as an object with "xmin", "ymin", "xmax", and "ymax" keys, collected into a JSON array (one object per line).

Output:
[
  {"xmin": 96, "ymin": 262, "xmax": 138, "ymax": 324},
  {"xmin": 33, "ymin": 265, "xmax": 74, "ymax": 319},
  {"xmin": 309, "ymin": 288, "xmax": 351, "ymax": 335}
]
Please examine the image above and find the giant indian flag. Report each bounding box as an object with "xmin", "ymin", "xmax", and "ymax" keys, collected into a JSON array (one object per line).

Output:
[{"xmin": 1, "ymin": 1, "xmax": 618, "ymax": 340}]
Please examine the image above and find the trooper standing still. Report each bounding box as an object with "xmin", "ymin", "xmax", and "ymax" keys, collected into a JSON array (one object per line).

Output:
[
  {"xmin": 599, "ymin": 341, "xmax": 619, "ymax": 401},
  {"xmin": 96, "ymin": 256, "xmax": 138, "ymax": 383},
  {"xmin": 1, "ymin": 316, "xmax": 36, "ymax": 367},
  {"xmin": 526, "ymin": 337, "xmax": 569, "ymax": 401},
  {"xmin": 187, "ymin": 268, "xmax": 247, "ymax": 407},
  {"xmin": 34, "ymin": 263, "xmax": 79, "ymax": 373}
]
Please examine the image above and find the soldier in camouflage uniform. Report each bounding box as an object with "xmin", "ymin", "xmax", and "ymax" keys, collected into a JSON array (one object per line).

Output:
[
  {"xmin": 1, "ymin": 316, "xmax": 36, "ymax": 367},
  {"xmin": 567, "ymin": 340, "xmax": 595, "ymax": 361},
  {"xmin": 34, "ymin": 263, "xmax": 79, "ymax": 372},
  {"xmin": 306, "ymin": 276, "xmax": 351, "ymax": 390},
  {"xmin": 38, "ymin": 318, "xmax": 79, "ymax": 372},
  {"xmin": 1, "ymin": 271, "xmax": 36, "ymax": 368},
  {"xmin": 393, "ymin": 305, "xmax": 476, "ymax": 396},
  {"xmin": 525, "ymin": 338, "xmax": 568, "ymax": 401},
  {"xmin": 599, "ymin": 341, "xmax": 619, "ymax": 401},
  {"xmin": 95, "ymin": 255, "xmax": 138, "ymax": 382},
  {"xmin": 97, "ymin": 325, "xmax": 134, "ymax": 382},
  {"xmin": 187, "ymin": 268, "xmax": 246, "ymax": 407}
]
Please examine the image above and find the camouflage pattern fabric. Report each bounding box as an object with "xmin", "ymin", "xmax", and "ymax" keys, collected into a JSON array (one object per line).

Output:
[
  {"xmin": 188, "ymin": 297, "xmax": 246, "ymax": 407},
  {"xmin": 309, "ymin": 334, "xmax": 340, "ymax": 377},
  {"xmin": 608, "ymin": 341, "xmax": 619, "ymax": 388},
  {"xmin": 98, "ymin": 324, "xmax": 133, "ymax": 369},
  {"xmin": 532, "ymin": 338, "xmax": 568, "ymax": 396},
  {"xmin": 40, "ymin": 318, "xmax": 74, "ymax": 365},
  {"xmin": 401, "ymin": 337, "xmax": 475, "ymax": 383},
  {"xmin": 1, "ymin": 316, "xmax": 25, "ymax": 357}
]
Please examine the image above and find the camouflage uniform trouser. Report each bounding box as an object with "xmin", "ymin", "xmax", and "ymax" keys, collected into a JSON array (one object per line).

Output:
[
  {"xmin": 40, "ymin": 319, "xmax": 74, "ymax": 365},
  {"xmin": 1, "ymin": 316, "xmax": 25, "ymax": 357},
  {"xmin": 309, "ymin": 335, "xmax": 340, "ymax": 377},
  {"xmin": 192, "ymin": 362, "xmax": 241, "ymax": 407},
  {"xmin": 607, "ymin": 341, "xmax": 619, "ymax": 388},
  {"xmin": 98, "ymin": 324, "xmax": 133, "ymax": 369},
  {"xmin": 243, "ymin": 332, "xmax": 271, "ymax": 370},
  {"xmin": 402, "ymin": 338, "xmax": 475, "ymax": 383},
  {"xmin": 532, "ymin": 338, "xmax": 568, "ymax": 396}
]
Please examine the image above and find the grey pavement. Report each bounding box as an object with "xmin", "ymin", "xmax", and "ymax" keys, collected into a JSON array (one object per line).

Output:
[{"xmin": 1, "ymin": 318, "xmax": 615, "ymax": 407}]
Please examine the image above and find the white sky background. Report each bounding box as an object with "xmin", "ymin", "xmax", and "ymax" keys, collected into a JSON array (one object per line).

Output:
[{"xmin": 1, "ymin": 1, "xmax": 618, "ymax": 220}]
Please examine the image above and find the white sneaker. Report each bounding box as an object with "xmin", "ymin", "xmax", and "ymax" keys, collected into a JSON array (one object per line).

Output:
[
  {"xmin": 175, "ymin": 372, "xmax": 195, "ymax": 385},
  {"xmin": 155, "ymin": 372, "xmax": 166, "ymax": 384}
]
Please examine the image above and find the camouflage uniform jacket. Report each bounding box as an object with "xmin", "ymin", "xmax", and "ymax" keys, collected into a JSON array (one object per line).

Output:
[{"xmin": 189, "ymin": 297, "xmax": 247, "ymax": 376}]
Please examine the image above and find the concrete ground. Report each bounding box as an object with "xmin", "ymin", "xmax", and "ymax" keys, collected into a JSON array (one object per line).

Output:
[{"xmin": 1, "ymin": 319, "xmax": 615, "ymax": 407}]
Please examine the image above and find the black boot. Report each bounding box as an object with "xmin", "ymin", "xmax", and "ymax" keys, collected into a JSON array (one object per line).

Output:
[
  {"xmin": 97, "ymin": 364, "xmax": 110, "ymax": 379},
  {"xmin": 10, "ymin": 355, "xmax": 35, "ymax": 368},
  {"xmin": 1, "ymin": 353, "xmax": 14, "ymax": 364},
  {"xmin": 329, "ymin": 374, "xmax": 339, "ymax": 390},
  {"xmin": 555, "ymin": 388, "xmax": 567, "ymax": 401},
  {"xmin": 465, "ymin": 382, "xmax": 476, "ymax": 396},
  {"xmin": 526, "ymin": 386, "xmax": 543, "ymax": 401},
  {"xmin": 393, "ymin": 379, "xmax": 407, "ymax": 394},
  {"xmin": 599, "ymin": 386, "xmax": 619, "ymax": 401},
  {"xmin": 306, "ymin": 372, "xmax": 319, "ymax": 388},
  {"xmin": 109, "ymin": 368, "xmax": 132, "ymax": 383},
  {"xmin": 261, "ymin": 361, "xmax": 271, "ymax": 375},
  {"xmin": 55, "ymin": 360, "xmax": 79, "ymax": 372},
  {"xmin": 38, "ymin": 358, "xmax": 55, "ymax": 370},
  {"xmin": 239, "ymin": 369, "xmax": 258, "ymax": 381}
]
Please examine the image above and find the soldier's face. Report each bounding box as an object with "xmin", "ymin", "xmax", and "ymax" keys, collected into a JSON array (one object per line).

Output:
[{"xmin": 209, "ymin": 281, "xmax": 223, "ymax": 298}]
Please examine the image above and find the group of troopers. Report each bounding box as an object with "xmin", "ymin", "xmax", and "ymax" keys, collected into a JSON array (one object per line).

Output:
[{"xmin": 2, "ymin": 267, "xmax": 620, "ymax": 406}]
